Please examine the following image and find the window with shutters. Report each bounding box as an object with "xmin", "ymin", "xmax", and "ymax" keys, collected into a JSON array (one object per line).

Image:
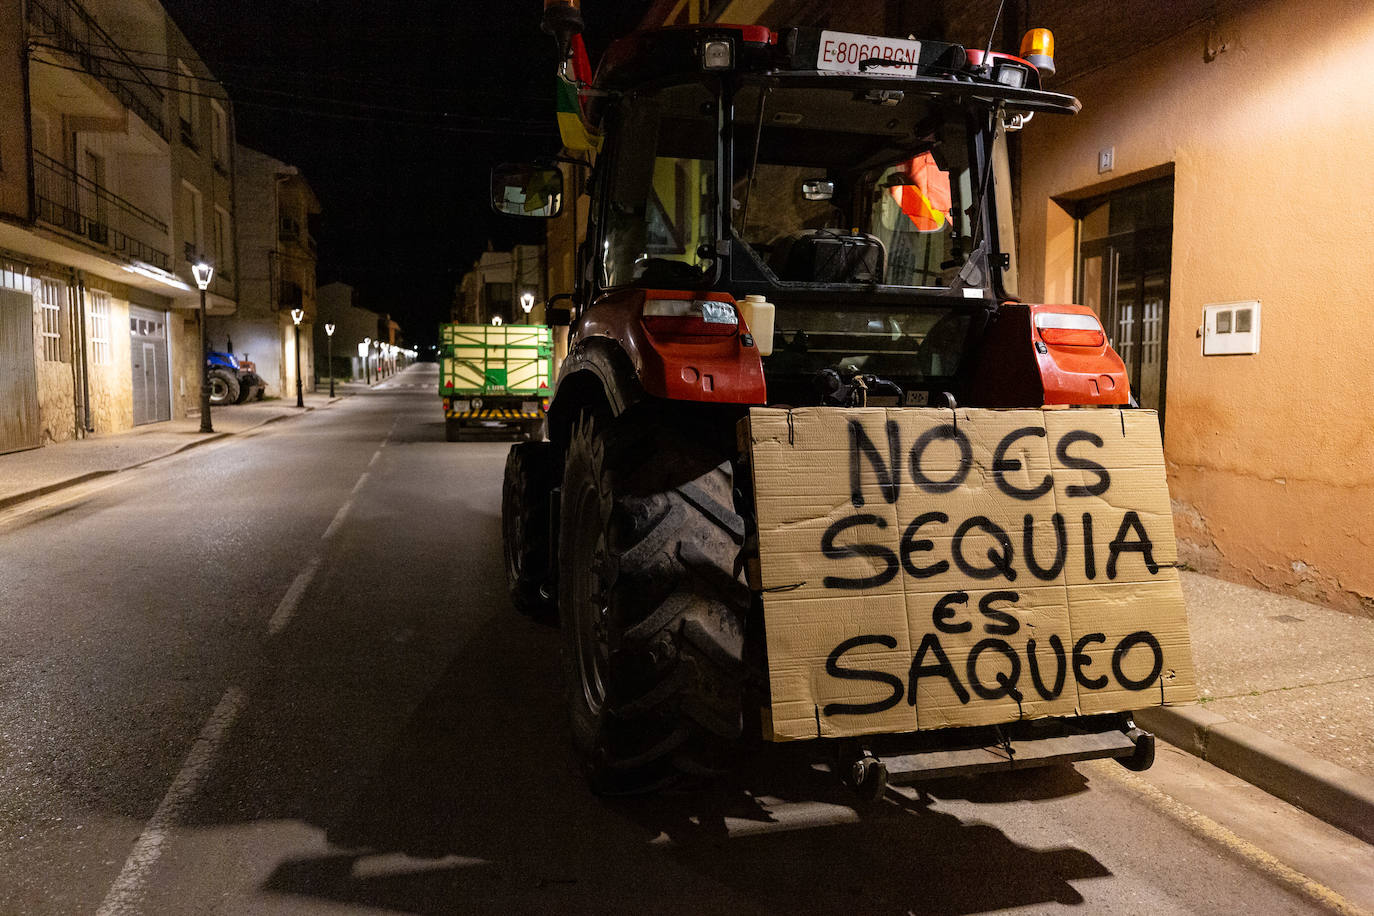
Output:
[
  {"xmin": 88, "ymin": 290, "xmax": 111, "ymax": 365},
  {"xmin": 38, "ymin": 277, "xmax": 66, "ymax": 362}
]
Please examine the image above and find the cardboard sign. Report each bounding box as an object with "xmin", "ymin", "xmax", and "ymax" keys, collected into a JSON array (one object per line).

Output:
[{"xmin": 747, "ymin": 407, "xmax": 1196, "ymax": 741}]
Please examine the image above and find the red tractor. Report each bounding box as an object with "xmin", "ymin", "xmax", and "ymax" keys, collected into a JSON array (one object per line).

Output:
[{"xmin": 496, "ymin": 5, "xmax": 1174, "ymax": 796}]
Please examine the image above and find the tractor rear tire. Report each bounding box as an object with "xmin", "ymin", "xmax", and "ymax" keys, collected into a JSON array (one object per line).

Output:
[
  {"xmin": 503, "ymin": 442, "xmax": 556, "ymax": 622},
  {"xmin": 444, "ymin": 417, "xmax": 462, "ymax": 442},
  {"xmin": 208, "ymin": 369, "xmax": 239, "ymax": 406},
  {"xmin": 559, "ymin": 411, "xmax": 748, "ymax": 794}
]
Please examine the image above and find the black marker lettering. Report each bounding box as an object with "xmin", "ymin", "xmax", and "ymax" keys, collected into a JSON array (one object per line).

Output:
[
  {"xmin": 992, "ymin": 426, "xmax": 1053, "ymax": 500},
  {"xmin": 952, "ymin": 516, "xmax": 1017, "ymax": 581},
  {"xmin": 909, "ymin": 423, "xmax": 972, "ymax": 494},
  {"xmin": 1073, "ymin": 632, "xmax": 1108, "ymax": 690},
  {"xmin": 1023, "ymin": 512, "xmax": 1067, "ymax": 581},
  {"xmin": 978, "ymin": 590, "xmax": 1020, "ymax": 636},
  {"xmin": 1106, "ymin": 510, "xmax": 1159, "ymax": 579},
  {"xmin": 1057, "ymin": 429, "xmax": 1110, "ymax": 496},
  {"xmin": 1112, "ymin": 630, "xmax": 1165, "ymax": 690},
  {"xmin": 932, "ymin": 591, "xmax": 971, "ymax": 634},
  {"xmin": 1027, "ymin": 635, "xmax": 1067, "ymax": 700},
  {"xmin": 1082, "ymin": 512, "xmax": 1097, "ymax": 580},
  {"xmin": 967, "ymin": 638, "xmax": 1021, "ymax": 701},
  {"xmin": 823, "ymin": 635, "xmax": 905, "ymax": 716},
  {"xmin": 901, "ymin": 511, "xmax": 949, "ymax": 579},
  {"xmin": 908, "ymin": 632, "xmax": 969, "ymax": 704},
  {"xmin": 821, "ymin": 514, "xmax": 898, "ymax": 590},
  {"xmin": 848, "ymin": 419, "xmax": 901, "ymax": 508}
]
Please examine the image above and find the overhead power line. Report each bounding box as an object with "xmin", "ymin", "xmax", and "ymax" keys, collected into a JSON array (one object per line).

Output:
[
  {"xmin": 29, "ymin": 57, "xmax": 558, "ymax": 137},
  {"xmin": 27, "ymin": 41, "xmax": 551, "ymax": 104},
  {"xmin": 28, "ymin": 43, "xmax": 552, "ymax": 124}
]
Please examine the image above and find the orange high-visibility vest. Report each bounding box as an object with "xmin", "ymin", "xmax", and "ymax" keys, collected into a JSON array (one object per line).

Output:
[{"xmin": 887, "ymin": 152, "xmax": 951, "ymax": 232}]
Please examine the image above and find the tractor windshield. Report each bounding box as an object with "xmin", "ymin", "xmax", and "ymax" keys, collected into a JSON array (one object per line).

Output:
[{"xmin": 732, "ymin": 83, "xmax": 981, "ymax": 291}]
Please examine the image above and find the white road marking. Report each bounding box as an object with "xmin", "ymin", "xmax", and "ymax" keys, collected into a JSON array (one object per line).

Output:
[
  {"xmin": 267, "ymin": 556, "xmax": 322, "ymax": 636},
  {"xmin": 95, "ymin": 686, "xmax": 247, "ymax": 916},
  {"xmin": 273, "ymin": 421, "xmax": 391, "ymax": 634}
]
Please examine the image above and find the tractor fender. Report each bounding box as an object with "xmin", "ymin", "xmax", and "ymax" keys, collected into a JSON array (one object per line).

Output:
[{"xmin": 547, "ymin": 335, "xmax": 643, "ymax": 447}]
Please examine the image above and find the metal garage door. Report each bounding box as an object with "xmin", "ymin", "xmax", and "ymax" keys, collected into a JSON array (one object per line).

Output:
[
  {"xmin": 1, "ymin": 286, "xmax": 41, "ymax": 453},
  {"xmin": 130, "ymin": 305, "xmax": 170, "ymax": 425}
]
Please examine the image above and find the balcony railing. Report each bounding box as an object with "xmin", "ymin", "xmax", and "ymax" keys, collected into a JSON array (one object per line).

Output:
[
  {"xmin": 279, "ymin": 280, "xmax": 304, "ymax": 310},
  {"xmin": 34, "ymin": 150, "xmax": 170, "ymax": 271},
  {"xmin": 27, "ymin": 0, "xmax": 167, "ymax": 139}
]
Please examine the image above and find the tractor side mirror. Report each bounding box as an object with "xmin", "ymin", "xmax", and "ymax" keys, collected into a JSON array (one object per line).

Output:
[
  {"xmin": 490, "ymin": 163, "xmax": 564, "ymax": 218},
  {"xmin": 546, "ymin": 292, "xmax": 575, "ymax": 326}
]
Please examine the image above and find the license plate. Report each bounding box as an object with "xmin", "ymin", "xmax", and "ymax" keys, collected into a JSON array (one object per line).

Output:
[
  {"xmin": 817, "ymin": 30, "xmax": 921, "ymax": 75},
  {"xmin": 454, "ymin": 399, "xmax": 471, "ymax": 412}
]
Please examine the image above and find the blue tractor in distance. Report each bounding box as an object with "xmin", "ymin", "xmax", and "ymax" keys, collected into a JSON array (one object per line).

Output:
[{"xmin": 207, "ymin": 350, "xmax": 266, "ymax": 405}]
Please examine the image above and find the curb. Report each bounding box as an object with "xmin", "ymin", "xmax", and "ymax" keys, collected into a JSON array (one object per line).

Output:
[
  {"xmin": 1135, "ymin": 705, "xmax": 1374, "ymax": 845},
  {"xmin": 0, "ymin": 406, "xmax": 319, "ymax": 513}
]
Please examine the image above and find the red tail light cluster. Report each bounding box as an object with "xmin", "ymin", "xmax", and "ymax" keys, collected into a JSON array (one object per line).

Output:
[
  {"xmin": 642, "ymin": 298, "xmax": 739, "ymax": 338},
  {"xmin": 1035, "ymin": 311, "xmax": 1106, "ymax": 348}
]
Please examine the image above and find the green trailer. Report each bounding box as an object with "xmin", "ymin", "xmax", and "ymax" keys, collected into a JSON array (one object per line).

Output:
[{"xmin": 439, "ymin": 323, "xmax": 553, "ymax": 441}]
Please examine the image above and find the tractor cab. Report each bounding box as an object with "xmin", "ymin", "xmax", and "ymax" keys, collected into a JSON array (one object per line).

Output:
[{"xmin": 497, "ymin": 17, "xmax": 1099, "ymax": 413}]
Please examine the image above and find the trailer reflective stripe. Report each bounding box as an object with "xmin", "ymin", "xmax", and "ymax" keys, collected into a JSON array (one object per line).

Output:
[{"xmin": 451, "ymin": 408, "xmax": 542, "ymax": 419}]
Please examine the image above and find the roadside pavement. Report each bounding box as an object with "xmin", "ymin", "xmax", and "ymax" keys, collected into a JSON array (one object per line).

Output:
[
  {"xmin": 0, "ymin": 382, "xmax": 368, "ymax": 509},
  {"xmin": 1137, "ymin": 571, "xmax": 1374, "ymax": 844}
]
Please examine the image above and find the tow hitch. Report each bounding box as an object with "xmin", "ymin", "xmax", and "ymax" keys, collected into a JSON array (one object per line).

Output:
[{"xmin": 833, "ymin": 717, "xmax": 1156, "ymax": 800}]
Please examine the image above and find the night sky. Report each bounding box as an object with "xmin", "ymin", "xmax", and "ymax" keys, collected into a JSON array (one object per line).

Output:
[{"xmin": 158, "ymin": 1, "xmax": 648, "ymax": 346}]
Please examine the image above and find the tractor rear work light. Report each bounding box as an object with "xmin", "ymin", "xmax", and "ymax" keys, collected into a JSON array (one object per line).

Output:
[
  {"xmin": 1036, "ymin": 311, "xmax": 1106, "ymax": 347},
  {"xmin": 994, "ymin": 61, "xmax": 1030, "ymax": 88},
  {"xmin": 1020, "ymin": 28, "xmax": 1055, "ymax": 78},
  {"xmin": 643, "ymin": 298, "xmax": 739, "ymax": 337},
  {"xmin": 701, "ymin": 39, "xmax": 734, "ymax": 70}
]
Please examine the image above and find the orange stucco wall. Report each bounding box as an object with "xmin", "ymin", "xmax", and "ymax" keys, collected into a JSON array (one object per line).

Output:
[{"xmin": 1018, "ymin": 0, "xmax": 1374, "ymax": 614}]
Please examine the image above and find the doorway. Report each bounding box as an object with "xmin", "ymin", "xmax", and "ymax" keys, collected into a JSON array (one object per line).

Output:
[
  {"xmin": 1, "ymin": 287, "xmax": 41, "ymax": 452},
  {"xmin": 130, "ymin": 305, "xmax": 170, "ymax": 425},
  {"xmin": 1075, "ymin": 178, "xmax": 1173, "ymax": 427}
]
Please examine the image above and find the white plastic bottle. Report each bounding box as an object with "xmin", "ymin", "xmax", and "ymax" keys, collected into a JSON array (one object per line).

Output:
[{"xmin": 739, "ymin": 294, "xmax": 775, "ymax": 356}]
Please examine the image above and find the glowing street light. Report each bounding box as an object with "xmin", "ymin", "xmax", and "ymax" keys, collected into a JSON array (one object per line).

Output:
[
  {"xmin": 520, "ymin": 291, "xmax": 535, "ymax": 323},
  {"xmin": 291, "ymin": 307, "xmax": 305, "ymax": 408},
  {"xmin": 491, "ymin": 315, "xmax": 503, "ymax": 326},
  {"xmin": 324, "ymin": 323, "xmax": 336, "ymax": 398},
  {"xmin": 192, "ymin": 262, "xmax": 214, "ymax": 433}
]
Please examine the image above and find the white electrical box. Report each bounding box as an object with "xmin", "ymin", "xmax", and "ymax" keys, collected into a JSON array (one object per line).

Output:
[{"xmin": 1202, "ymin": 300, "xmax": 1261, "ymax": 355}]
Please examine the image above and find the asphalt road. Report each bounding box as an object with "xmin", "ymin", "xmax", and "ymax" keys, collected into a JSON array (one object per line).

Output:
[{"xmin": 1, "ymin": 364, "xmax": 1369, "ymax": 915}]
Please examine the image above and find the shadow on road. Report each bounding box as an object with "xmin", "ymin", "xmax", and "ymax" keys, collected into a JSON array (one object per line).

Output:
[{"xmin": 234, "ymin": 608, "xmax": 1109, "ymax": 914}]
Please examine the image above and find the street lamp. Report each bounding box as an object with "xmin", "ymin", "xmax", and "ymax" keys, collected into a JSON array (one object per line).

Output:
[
  {"xmin": 291, "ymin": 307, "xmax": 305, "ymax": 408},
  {"xmin": 324, "ymin": 323, "xmax": 336, "ymax": 398},
  {"xmin": 520, "ymin": 291, "xmax": 535, "ymax": 324},
  {"xmin": 363, "ymin": 337, "xmax": 371, "ymax": 384},
  {"xmin": 192, "ymin": 261, "xmax": 214, "ymax": 433},
  {"xmin": 491, "ymin": 315, "xmax": 503, "ymax": 326}
]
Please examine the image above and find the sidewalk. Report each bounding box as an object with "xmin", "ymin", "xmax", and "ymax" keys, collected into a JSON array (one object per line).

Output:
[
  {"xmin": 1137, "ymin": 571, "xmax": 1374, "ymax": 843},
  {"xmin": 0, "ymin": 382, "xmax": 367, "ymax": 509}
]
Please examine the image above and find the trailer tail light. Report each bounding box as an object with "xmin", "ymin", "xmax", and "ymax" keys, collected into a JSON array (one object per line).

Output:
[
  {"xmin": 643, "ymin": 298, "xmax": 739, "ymax": 337},
  {"xmin": 1035, "ymin": 311, "xmax": 1106, "ymax": 347}
]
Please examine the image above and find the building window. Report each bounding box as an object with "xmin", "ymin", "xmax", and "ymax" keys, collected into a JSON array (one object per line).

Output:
[
  {"xmin": 210, "ymin": 101, "xmax": 229, "ymax": 169},
  {"xmin": 214, "ymin": 206, "xmax": 233, "ymax": 279},
  {"xmin": 180, "ymin": 181, "xmax": 204, "ymax": 262},
  {"xmin": 177, "ymin": 61, "xmax": 198, "ymax": 146},
  {"xmin": 38, "ymin": 277, "xmax": 66, "ymax": 362},
  {"xmin": 0, "ymin": 262, "xmax": 31, "ymax": 292},
  {"xmin": 88, "ymin": 290, "xmax": 111, "ymax": 365}
]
